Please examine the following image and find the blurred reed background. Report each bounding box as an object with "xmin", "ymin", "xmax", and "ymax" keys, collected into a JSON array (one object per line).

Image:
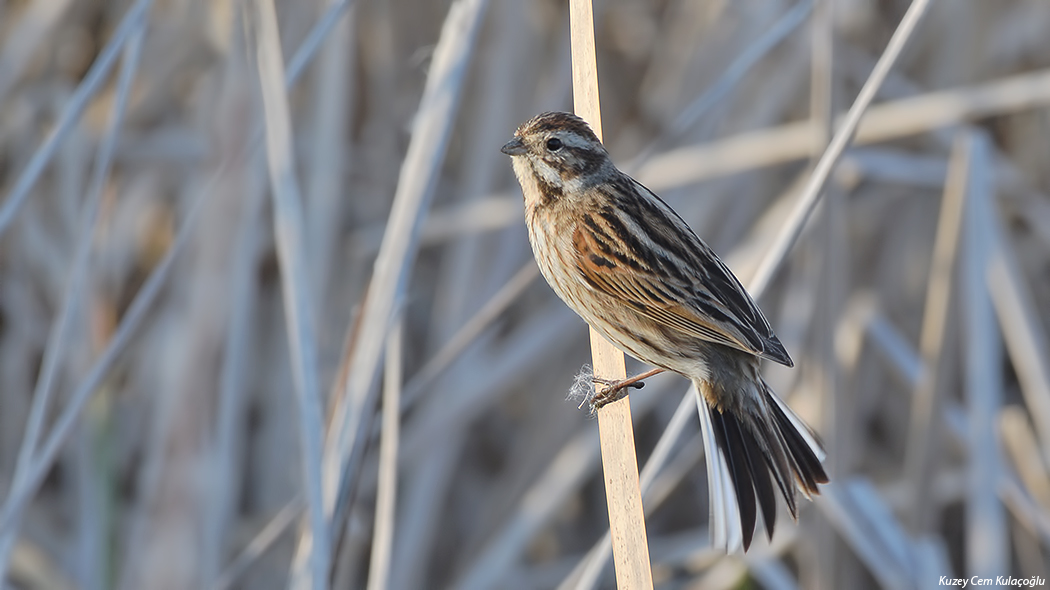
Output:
[{"xmin": 1, "ymin": 0, "xmax": 1049, "ymax": 588}]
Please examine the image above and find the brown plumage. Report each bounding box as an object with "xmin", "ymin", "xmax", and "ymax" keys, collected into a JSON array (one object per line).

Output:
[{"xmin": 501, "ymin": 111, "xmax": 828, "ymax": 552}]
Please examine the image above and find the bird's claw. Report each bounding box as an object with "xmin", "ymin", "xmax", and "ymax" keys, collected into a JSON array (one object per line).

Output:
[{"xmin": 582, "ymin": 376, "xmax": 646, "ymax": 411}]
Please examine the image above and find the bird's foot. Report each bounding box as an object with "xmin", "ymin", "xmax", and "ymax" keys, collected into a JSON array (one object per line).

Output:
[
  {"xmin": 587, "ymin": 376, "xmax": 645, "ymax": 409},
  {"xmin": 582, "ymin": 368, "xmax": 666, "ymax": 411}
]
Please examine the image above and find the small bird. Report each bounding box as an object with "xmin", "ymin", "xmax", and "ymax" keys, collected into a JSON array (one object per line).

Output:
[{"xmin": 501, "ymin": 111, "xmax": 828, "ymax": 552}]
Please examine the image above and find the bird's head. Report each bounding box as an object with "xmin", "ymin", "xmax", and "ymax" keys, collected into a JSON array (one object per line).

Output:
[{"xmin": 501, "ymin": 111, "xmax": 614, "ymax": 206}]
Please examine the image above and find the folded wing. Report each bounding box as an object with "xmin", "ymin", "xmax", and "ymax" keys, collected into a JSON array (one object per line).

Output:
[{"xmin": 573, "ymin": 179, "xmax": 793, "ymax": 366}]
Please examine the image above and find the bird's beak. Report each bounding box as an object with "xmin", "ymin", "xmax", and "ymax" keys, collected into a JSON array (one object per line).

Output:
[{"xmin": 501, "ymin": 137, "xmax": 527, "ymax": 156}]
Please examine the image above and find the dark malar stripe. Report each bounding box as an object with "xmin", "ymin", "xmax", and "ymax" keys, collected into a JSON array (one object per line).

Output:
[{"xmin": 533, "ymin": 177, "xmax": 562, "ymax": 206}]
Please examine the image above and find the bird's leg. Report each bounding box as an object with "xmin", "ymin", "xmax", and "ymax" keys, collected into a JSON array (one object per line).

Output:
[{"xmin": 585, "ymin": 368, "xmax": 666, "ymax": 410}]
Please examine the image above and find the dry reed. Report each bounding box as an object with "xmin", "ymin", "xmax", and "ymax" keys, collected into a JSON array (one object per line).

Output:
[{"xmin": 1, "ymin": 0, "xmax": 1049, "ymax": 589}]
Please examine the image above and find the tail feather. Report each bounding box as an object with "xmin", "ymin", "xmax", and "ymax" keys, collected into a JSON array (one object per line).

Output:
[
  {"xmin": 711, "ymin": 412, "xmax": 757, "ymax": 550},
  {"xmin": 751, "ymin": 409, "xmax": 800, "ymax": 519},
  {"xmin": 766, "ymin": 388, "xmax": 829, "ymax": 497},
  {"xmin": 695, "ymin": 380, "xmax": 828, "ymax": 552},
  {"xmin": 766, "ymin": 386, "xmax": 828, "ymax": 463},
  {"xmin": 739, "ymin": 420, "xmax": 778, "ymax": 539},
  {"xmin": 696, "ymin": 389, "xmax": 742, "ymax": 553}
]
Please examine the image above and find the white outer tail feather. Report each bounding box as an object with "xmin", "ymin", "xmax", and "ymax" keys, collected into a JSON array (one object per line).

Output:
[
  {"xmin": 693, "ymin": 383, "xmax": 743, "ymax": 554},
  {"xmin": 694, "ymin": 382, "xmax": 826, "ymax": 552}
]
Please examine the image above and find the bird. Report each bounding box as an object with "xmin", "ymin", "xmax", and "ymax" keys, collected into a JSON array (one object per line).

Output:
[{"xmin": 500, "ymin": 111, "xmax": 828, "ymax": 552}]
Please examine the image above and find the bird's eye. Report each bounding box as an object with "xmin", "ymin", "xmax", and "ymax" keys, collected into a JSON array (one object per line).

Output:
[{"xmin": 546, "ymin": 138, "xmax": 563, "ymax": 152}]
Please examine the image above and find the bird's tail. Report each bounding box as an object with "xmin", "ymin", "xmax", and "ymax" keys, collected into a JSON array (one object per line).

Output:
[{"xmin": 694, "ymin": 379, "xmax": 828, "ymax": 552}]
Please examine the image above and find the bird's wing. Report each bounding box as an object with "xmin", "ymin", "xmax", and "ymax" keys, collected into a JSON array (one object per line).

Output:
[{"xmin": 572, "ymin": 181, "xmax": 792, "ymax": 367}]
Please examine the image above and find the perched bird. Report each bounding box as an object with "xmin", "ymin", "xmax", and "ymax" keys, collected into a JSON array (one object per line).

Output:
[{"xmin": 501, "ymin": 111, "xmax": 828, "ymax": 552}]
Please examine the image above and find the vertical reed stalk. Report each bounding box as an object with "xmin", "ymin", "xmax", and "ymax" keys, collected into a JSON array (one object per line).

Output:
[{"xmin": 568, "ymin": 1, "xmax": 653, "ymax": 588}]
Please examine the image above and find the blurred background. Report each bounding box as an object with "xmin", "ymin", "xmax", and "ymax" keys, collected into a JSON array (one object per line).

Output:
[{"xmin": 1, "ymin": 0, "xmax": 1050, "ymax": 588}]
